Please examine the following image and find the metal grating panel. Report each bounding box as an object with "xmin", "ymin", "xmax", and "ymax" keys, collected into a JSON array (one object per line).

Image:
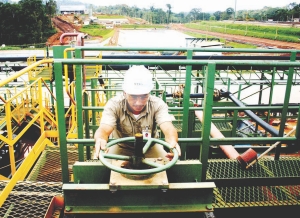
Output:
[
  {"xmin": 207, "ymin": 157, "xmax": 300, "ymax": 179},
  {"xmin": 2, "ymin": 148, "xmax": 300, "ymax": 217},
  {"xmin": 213, "ymin": 185, "xmax": 300, "ymax": 208},
  {"xmin": 173, "ymin": 123, "xmax": 183, "ymax": 131},
  {"xmin": 195, "ymin": 123, "xmax": 202, "ymax": 131},
  {"xmin": 1, "ymin": 145, "xmax": 77, "ymax": 218},
  {"xmin": 208, "ymin": 157, "xmax": 300, "ymax": 208},
  {"xmin": 0, "ymin": 181, "xmax": 62, "ymax": 218},
  {"xmin": 26, "ymin": 145, "xmax": 80, "ymax": 182},
  {"xmin": 214, "ymin": 122, "xmax": 232, "ymax": 131}
]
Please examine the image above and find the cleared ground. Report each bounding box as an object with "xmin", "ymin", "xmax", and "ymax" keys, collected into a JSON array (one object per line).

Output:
[{"xmin": 172, "ymin": 23, "xmax": 300, "ymax": 49}]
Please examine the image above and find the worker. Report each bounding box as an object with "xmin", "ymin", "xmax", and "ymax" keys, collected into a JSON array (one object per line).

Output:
[{"xmin": 93, "ymin": 65, "xmax": 181, "ymax": 161}]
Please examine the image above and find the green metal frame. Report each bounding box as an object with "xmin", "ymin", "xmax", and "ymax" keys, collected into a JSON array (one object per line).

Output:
[{"xmin": 52, "ymin": 46, "xmax": 300, "ymax": 215}]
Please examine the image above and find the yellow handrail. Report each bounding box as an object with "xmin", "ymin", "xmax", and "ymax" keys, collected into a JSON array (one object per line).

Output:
[{"xmin": 63, "ymin": 48, "xmax": 77, "ymax": 105}]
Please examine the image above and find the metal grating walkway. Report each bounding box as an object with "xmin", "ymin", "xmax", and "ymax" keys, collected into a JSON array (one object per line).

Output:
[
  {"xmin": 26, "ymin": 145, "xmax": 80, "ymax": 182},
  {"xmin": 213, "ymin": 185, "xmax": 300, "ymax": 208},
  {"xmin": 0, "ymin": 181, "xmax": 62, "ymax": 218},
  {"xmin": 207, "ymin": 157, "xmax": 300, "ymax": 208},
  {"xmin": 1, "ymin": 147, "xmax": 300, "ymax": 217},
  {"xmin": 208, "ymin": 157, "xmax": 300, "ymax": 179}
]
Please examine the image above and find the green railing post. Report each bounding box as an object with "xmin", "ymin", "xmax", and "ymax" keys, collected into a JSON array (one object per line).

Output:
[
  {"xmin": 268, "ymin": 68, "xmax": 276, "ymax": 114},
  {"xmin": 232, "ymin": 110, "xmax": 238, "ymax": 137},
  {"xmin": 201, "ymin": 62, "xmax": 216, "ymax": 181},
  {"xmin": 258, "ymin": 73, "xmax": 264, "ymax": 105},
  {"xmin": 84, "ymin": 91, "xmax": 91, "ymax": 160},
  {"xmin": 180, "ymin": 49, "xmax": 193, "ymax": 159},
  {"xmin": 91, "ymin": 79, "xmax": 97, "ymax": 134},
  {"xmin": 275, "ymin": 52, "xmax": 296, "ymax": 159},
  {"xmin": 75, "ymin": 64, "xmax": 84, "ymax": 161},
  {"xmin": 54, "ymin": 61, "xmax": 70, "ymax": 183}
]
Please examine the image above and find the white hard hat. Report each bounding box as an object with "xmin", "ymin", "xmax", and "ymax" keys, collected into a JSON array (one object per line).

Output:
[{"xmin": 122, "ymin": 65, "xmax": 153, "ymax": 94}]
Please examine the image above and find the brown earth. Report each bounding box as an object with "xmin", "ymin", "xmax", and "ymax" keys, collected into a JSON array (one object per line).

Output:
[
  {"xmin": 47, "ymin": 15, "xmax": 143, "ymax": 46},
  {"xmin": 171, "ymin": 23, "xmax": 300, "ymax": 50},
  {"xmin": 47, "ymin": 16, "xmax": 81, "ymax": 46},
  {"xmin": 48, "ymin": 17, "xmax": 300, "ymax": 50}
]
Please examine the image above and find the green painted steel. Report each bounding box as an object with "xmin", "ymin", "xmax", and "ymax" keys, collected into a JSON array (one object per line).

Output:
[
  {"xmin": 53, "ymin": 45, "xmax": 71, "ymax": 58},
  {"xmin": 63, "ymin": 183, "xmax": 215, "ymax": 214},
  {"xmin": 53, "ymin": 62, "xmax": 70, "ymax": 183},
  {"xmin": 201, "ymin": 63, "xmax": 216, "ymax": 181},
  {"xmin": 52, "ymin": 59, "xmax": 300, "ymax": 66},
  {"xmin": 83, "ymin": 92, "xmax": 91, "ymax": 160},
  {"xmin": 71, "ymin": 46, "xmax": 300, "ymax": 55},
  {"xmin": 64, "ymin": 160, "xmax": 214, "ymax": 214},
  {"xmin": 180, "ymin": 49, "xmax": 193, "ymax": 160},
  {"xmin": 51, "ymin": 46, "xmax": 300, "ymax": 215},
  {"xmin": 91, "ymin": 79, "xmax": 97, "ymax": 133},
  {"xmin": 72, "ymin": 162, "xmax": 110, "ymax": 184},
  {"xmin": 166, "ymin": 160, "xmax": 203, "ymax": 182}
]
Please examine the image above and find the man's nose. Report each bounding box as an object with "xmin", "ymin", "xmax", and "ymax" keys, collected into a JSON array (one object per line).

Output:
[{"xmin": 135, "ymin": 98, "xmax": 143, "ymax": 104}]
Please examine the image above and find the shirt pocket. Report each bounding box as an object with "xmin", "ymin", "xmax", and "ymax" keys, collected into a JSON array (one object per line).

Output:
[{"xmin": 119, "ymin": 124, "xmax": 133, "ymax": 136}]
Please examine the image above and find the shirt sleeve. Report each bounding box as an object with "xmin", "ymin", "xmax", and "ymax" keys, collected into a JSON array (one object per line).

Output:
[
  {"xmin": 100, "ymin": 99, "xmax": 117, "ymax": 128},
  {"xmin": 154, "ymin": 98, "xmax": 175, "ymax": 126}
]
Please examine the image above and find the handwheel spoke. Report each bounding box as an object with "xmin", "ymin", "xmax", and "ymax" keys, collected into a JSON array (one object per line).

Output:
[
  {"xmin": 99, "ymin": 136, "xmax": 179, "ymax": 175},
  {"xmin": 142, "ymin": 139, "xmax": 153, "ymax": 154},
  {"xmin": 142, "ymin": 159, "xmax": 164, "ymax": 168},
  {"xmin": 102, "ymin": 153, "xmax": 131, "ymax": 161}
]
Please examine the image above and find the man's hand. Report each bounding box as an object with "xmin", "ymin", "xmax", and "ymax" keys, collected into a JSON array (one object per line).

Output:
[
  {"xmin": 166, "ymin": 142, "xmax": 181, "ymax": 161},
  {"xmin": 93, "ymin": 138, "xmax": 108, "ymax": 159}
]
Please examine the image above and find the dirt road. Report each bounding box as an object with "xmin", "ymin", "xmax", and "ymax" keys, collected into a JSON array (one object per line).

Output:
[
  {"xmin": 47, "ymin": 16, "xmax": 81, "ymax": 46},
  {"xmin": 172, "ymin": 24, "xmax": 300, "ymax": 49}
]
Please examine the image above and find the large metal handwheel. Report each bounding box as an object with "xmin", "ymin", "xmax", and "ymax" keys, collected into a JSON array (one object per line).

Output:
[{"xmin": 99, "ymin": 137, "xmax": 178, "ymax": 175}]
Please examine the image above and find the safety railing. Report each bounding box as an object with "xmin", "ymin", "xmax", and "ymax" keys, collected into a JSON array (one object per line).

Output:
[
  {"xmin": 52, "ymin": 46, "xmax": 300, "ymax": 184},
  {"xmin": 0, "ymin": 46, "xmax": 106, "ymax": 206},
  {"xmin": 26, "ymin": 56, "xmax": 52, "ymax": 81},
  {"xmin": 0, "ymin": 59, "xmax": 61, "ymax": 207}
]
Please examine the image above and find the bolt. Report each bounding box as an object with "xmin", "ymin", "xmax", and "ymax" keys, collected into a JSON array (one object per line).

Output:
[
  {"xmin": 206, "ymin": 205, "xmax": 213, "ymax": 210},
  {"xmin": 65, "ymin": 206, "xmax": 72, "ymax": 212}
]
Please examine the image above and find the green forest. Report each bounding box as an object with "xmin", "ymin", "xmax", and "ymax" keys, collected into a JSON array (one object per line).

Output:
[
  {"xmin": 96, "ymin": 2, "xmax": 300, "ymax": 23},
  {"xmin": 0, "ymin": 0, "xmax": 57, "ymax": 46},
  {"xmin": 1, "ymin": 0, "xmax": 300, "ymax": 46}
]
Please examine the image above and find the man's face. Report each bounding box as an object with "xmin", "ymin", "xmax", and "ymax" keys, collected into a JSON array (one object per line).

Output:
[{"xmin": 125, "ymin": 93, "xmax": 149, "ymax": 114}]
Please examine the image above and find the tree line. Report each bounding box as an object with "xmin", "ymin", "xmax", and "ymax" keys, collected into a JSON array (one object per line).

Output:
[
  {"xmin": 0, "ymin": 0, "xmax": 300, "ymax": 46},
  {"xmin": 95, "ymin": 2, "xmax": 300, "ymax": 23},
  {"xmin": 0, "ymin": 0, "xmax": 57, "ymax": 46}
]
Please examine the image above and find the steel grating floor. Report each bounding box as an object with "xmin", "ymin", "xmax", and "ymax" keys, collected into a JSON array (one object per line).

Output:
[
  {"xmin": 207, "ymin": 157, "xmax": 300, "ymax": 208},
  {"xmin": 1, "ymin": 147, "xmax": 300, "ymax": 217},
  {"xmin": 0, "ymin": 181, "xmax": 62, "ymax": 218},
  {"xmin": 26, "ymin": 145, "xmax": 79, "ymax": 182},
  {"xmin": 208, "ymin": 157, "xmax": 300, "ymax": 179}
]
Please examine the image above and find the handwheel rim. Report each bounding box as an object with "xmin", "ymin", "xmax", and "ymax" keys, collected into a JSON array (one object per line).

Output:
[{"xmin": 99, "ymin": 137, "xmax": 178, "ymax": 175}]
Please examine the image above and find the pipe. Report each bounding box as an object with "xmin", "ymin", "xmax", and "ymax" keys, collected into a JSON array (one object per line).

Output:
[
  {"xmin": 243, "ymin": 126, "xmax": 296, "ymax": 169},
  {"xmin": 59, "ymin": 33, "xmax": 86, "ymax": 46},
  {"xmin": 59, "ymin": 33, "xmax": 87, "ymax": 88},
  {"xmin": 166, "ymin": 93, "xmax": 205, "ymax": 98},
  {"xmin": 0, "ymin": 55, "xmax": 295, "ymax": 62},
  {"xmin": 195, "ymin": 111, "xmax": 240, "ymax": 159},
  {"xmin": 221, "ymin": 89, "xmax": 279, "ymax": 137}
]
